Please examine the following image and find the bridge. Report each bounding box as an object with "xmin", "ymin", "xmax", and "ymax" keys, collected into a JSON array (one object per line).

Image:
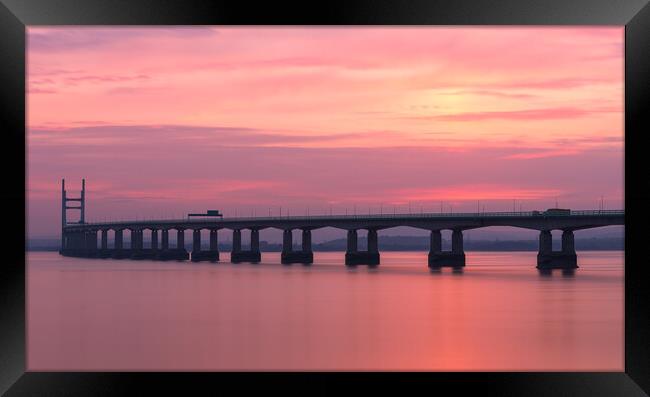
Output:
[{"xmin": 58, "ymin": 180, "xmax": 624, "ymax": 269}]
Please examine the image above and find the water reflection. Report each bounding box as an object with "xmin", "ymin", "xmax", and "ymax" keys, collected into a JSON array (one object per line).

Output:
[
  {"xmin": 537, "ymin": 268, "xmax": 577, "ymax": 278},
  {"xmin": 428, "ymin": 266, "xmax": 464, "ymax": 275},
  {"xmin": 27, "ymin": 250, "xmax": 623, "ymax": 371}
]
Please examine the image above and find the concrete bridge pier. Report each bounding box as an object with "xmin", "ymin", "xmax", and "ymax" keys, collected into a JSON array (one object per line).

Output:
[
  {"xmin": 428, "ymin": 229, "xmax": 466, "ymax": 268},
  {"xmin": 80, "ymin": 231, "xmax": 97, "ymax": 258},
  {"xmin": 131, "ymin": 230, "xmax": 138, "ymax": 250},
  {"xmin": 76, "ymin": 232, "xmax": 86, "ymax": 255},
  {"xmin": 131, "ymin": 229, "xmax": 155, "ymax": 260},
  {"xmin": 77, "ymin": 231, "xmax": 87, "ymax": 254},
  {"xmin": 210, "ymin": 229, "xmax": 218, "ymax": 250},
  {"xmin": 61, "ymin": 231, "xmax": 72, "ymax": 255},
  {"xmin": 112, "ymin": 229, "xmax": 129, "ymax": 259},
  {"xmin": 97, "ymin": 229, "xmax": 110, "ymax": 258},
  {"xmin": 74, "ymin": 231, "xmax": 87, "ymax": 257},
  {"xmin": 537, "ymin": 229, "xmax": 578, "ymax": 269},
  {"xmin": 177, "ymin": 229, "xmax": 184, "ymax": 251},
  {"xmin": 231, "ymin": 229, "xmax": 261, "ymax": 263},
  {"xmin": 209, "ymin": 229, "xmax": 220, "ymax": 262},
  {"xmin": 151, "ymin": 229, "xmax": 158, "ymax": 251},
  {"xmin": 157, "ymin": 228, "xmax": 189, "ymax": 261},
  {"xmin": 157, "ymin": 229, "xmax": 175, "ymax": 260},
  {"xmin": 191, "ymin": 229, "xmax": 220, "ymax": 262},
  {"xmin": 83, "ymin": 230, "xmax": 97, "ymax": 258},
  {"xmin": 190, "ymin": 229, "xmax": 201, "ymax": 262},
  {"xmin": 282, "ymin": 229, "xmax": 292, "ymax": 251},
  {"xmin": 345, "ymin": 229, "xmax": 380, "ymax": 266},
  {"xmin": 130, "ymin": 229, "xmax": 142, "ymax": 259},
  {"xmin": 302, "ymin": 229, "xmax": 311, "ymax": 252},
  {"xmin": 193, "ymin": 229, "xmax": 200, "ymax": 252},
  {"xmin": 114, "ymin": 229, "xmax": 124, "ymax": 255},
  {"xmin": 61, "ymin": 231, "xmax": 81, "ymax": 257},
  {"xmin": 281, "ymin": 229, "xmax": 293, "ymax": 263},
  {"xmin": 427, "ymin": 230, "xmax": 442, "ymax": 267},
  {"xmin": 251, "ymin": 229, "xmax": 260, "ymax": 251},
  {"xmin": 137, "ymin": 230, "xmax": 143, "ymax": 250},
  {"xmin": 161, "ymin": 229, "xmax": 169, "ymax": 250},
  {"xmin": 173, "ymin": 228, "xmax": 189, "ymax": 260},
  {"xmin": 232, "ymin": 229, "xmax": 241, "ymax": 252},
  {"xmin": 301, "ymin": 229, "xmax": 314, "ymax": 264},
  {"xmin": 281, "ymin": 229, "xmax": 314, "ymax": 264},
  {"xmin": 62, "ymin": 231, "xmax": 75, "ymax": 256},
  {"xmin": 132, "ymin": 229, "xmax": 155, "ymax": 260}
]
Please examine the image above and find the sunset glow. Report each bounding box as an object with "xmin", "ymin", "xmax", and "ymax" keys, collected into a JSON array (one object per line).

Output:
[{"xmin": 27, "ymin": 27, "xmax": 624, "ymax": 237}]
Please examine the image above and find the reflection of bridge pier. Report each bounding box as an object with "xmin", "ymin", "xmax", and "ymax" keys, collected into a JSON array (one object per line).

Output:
[
  {"xmin": 345, "ymin": 229, "xmax": 380, "ymax": 266},
  {"xmin": 537, "ymin": 229, "xmax": 577, "ymax": 270},
  {"xmin": 231, "ymin": 229, "xmax": 261, "ymax": 263},
  {"xmin": 428, "ymin": 229, "xmax": 466, "ymax": 268},
  {"xmin": 281, "ymin": 229, "xmax": 314, "ymax": 264}
]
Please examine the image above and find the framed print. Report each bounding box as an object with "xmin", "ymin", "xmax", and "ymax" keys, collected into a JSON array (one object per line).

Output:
[{"xmin": 1, "ymin": 0, "xmax": 649, "ymax": 395}]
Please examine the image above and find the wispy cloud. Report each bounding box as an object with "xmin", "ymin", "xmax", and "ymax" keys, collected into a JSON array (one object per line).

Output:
[
  {"xmin": 25, "ymin": 27, "xmax": 624, "ymax": 236},
  {"xmin": 28, "ymin": 27, "xmax": 218, "ymax": 52},
  {"xmin": 406, "ymin": 107, "xmax": 591, "ymax": 122},
  {"xmin": 27, "ymin": 124, "xmax": 461, "ymax": 150},
  {"xmin": 443, "ymin": 107, "xmax": 590, "ymax": 121},
  {"xmin": 28, "ymin": 88, "xmax": 57, "ymax": 94},
  {"xmin": 501, "ymin": 149, "xmax": 580, "ymax": 160},
  {"xmin": 438, "ymin": 90, "xmax": 537, "ymax": 99},
  {"xmin": 384, "ymin": 184, "xmax": 564, "ymax": 203},
  {"xmin": 63, "ymin": 74, "xmax": 150, "ymax": 85}
]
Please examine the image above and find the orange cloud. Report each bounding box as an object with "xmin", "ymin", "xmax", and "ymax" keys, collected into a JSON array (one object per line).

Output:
[
  {"xmin": 392, "ymin": 185, "xmax": 564, "ymax": 202},
  {"xmin": 501, "ymin": 149, "xmax": 581, "ymax": 160}
]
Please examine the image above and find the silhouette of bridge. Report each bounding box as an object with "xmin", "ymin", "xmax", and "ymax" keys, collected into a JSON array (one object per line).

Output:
[{"xmin": 59, "ymin": 179, "xmax": 624, "ymax": 269}]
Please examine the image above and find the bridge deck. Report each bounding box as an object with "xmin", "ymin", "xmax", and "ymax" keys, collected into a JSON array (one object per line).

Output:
[
  {"xmin": 64, "ymin": 210, "xmax": 624, "ymax": 232},
  {"xmin": 60, "ymin": 209, "xmax": 624, "ymax": 269}
]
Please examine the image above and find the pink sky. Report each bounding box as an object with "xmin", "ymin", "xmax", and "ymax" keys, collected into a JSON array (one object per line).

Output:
[{"xmin": 27, "ymin": 27, "xmax": 624, "ymax": 238}]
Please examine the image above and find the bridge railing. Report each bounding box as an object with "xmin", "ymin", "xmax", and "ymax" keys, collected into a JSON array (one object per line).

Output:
[
  {"xmin": 77, "ymin": 209, "xmax": 624, "ymax": 227},
  {"xmin": 568, "ymin": 210, "xmax": 624, "ymax": 216}
]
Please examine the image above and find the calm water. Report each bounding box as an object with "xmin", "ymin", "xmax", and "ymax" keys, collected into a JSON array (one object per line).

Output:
[{"xmin": 27, "ymin": 251, "xmax": 623, "ymax": 371}]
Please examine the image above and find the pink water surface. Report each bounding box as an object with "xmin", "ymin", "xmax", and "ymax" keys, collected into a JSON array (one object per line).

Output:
[{"xmin": 27, "ymin": 251, "xmax": 623, "ymax": 371}]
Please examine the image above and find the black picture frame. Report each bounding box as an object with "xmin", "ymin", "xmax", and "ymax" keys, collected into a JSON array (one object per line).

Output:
[{"xmin": 1, "ymin": 0, "xmax": 648, "ymax": 395}]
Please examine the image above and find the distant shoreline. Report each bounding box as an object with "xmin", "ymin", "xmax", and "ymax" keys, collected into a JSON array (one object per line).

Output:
[{"xmin": 27, "ymin": 236, "xmax": 624, "ymax": 252}]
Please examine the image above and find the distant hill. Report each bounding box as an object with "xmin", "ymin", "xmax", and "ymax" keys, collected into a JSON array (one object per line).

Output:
[{"xmin": 27, "ymin": 236, "xmax": 624, "ymax": 252}]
